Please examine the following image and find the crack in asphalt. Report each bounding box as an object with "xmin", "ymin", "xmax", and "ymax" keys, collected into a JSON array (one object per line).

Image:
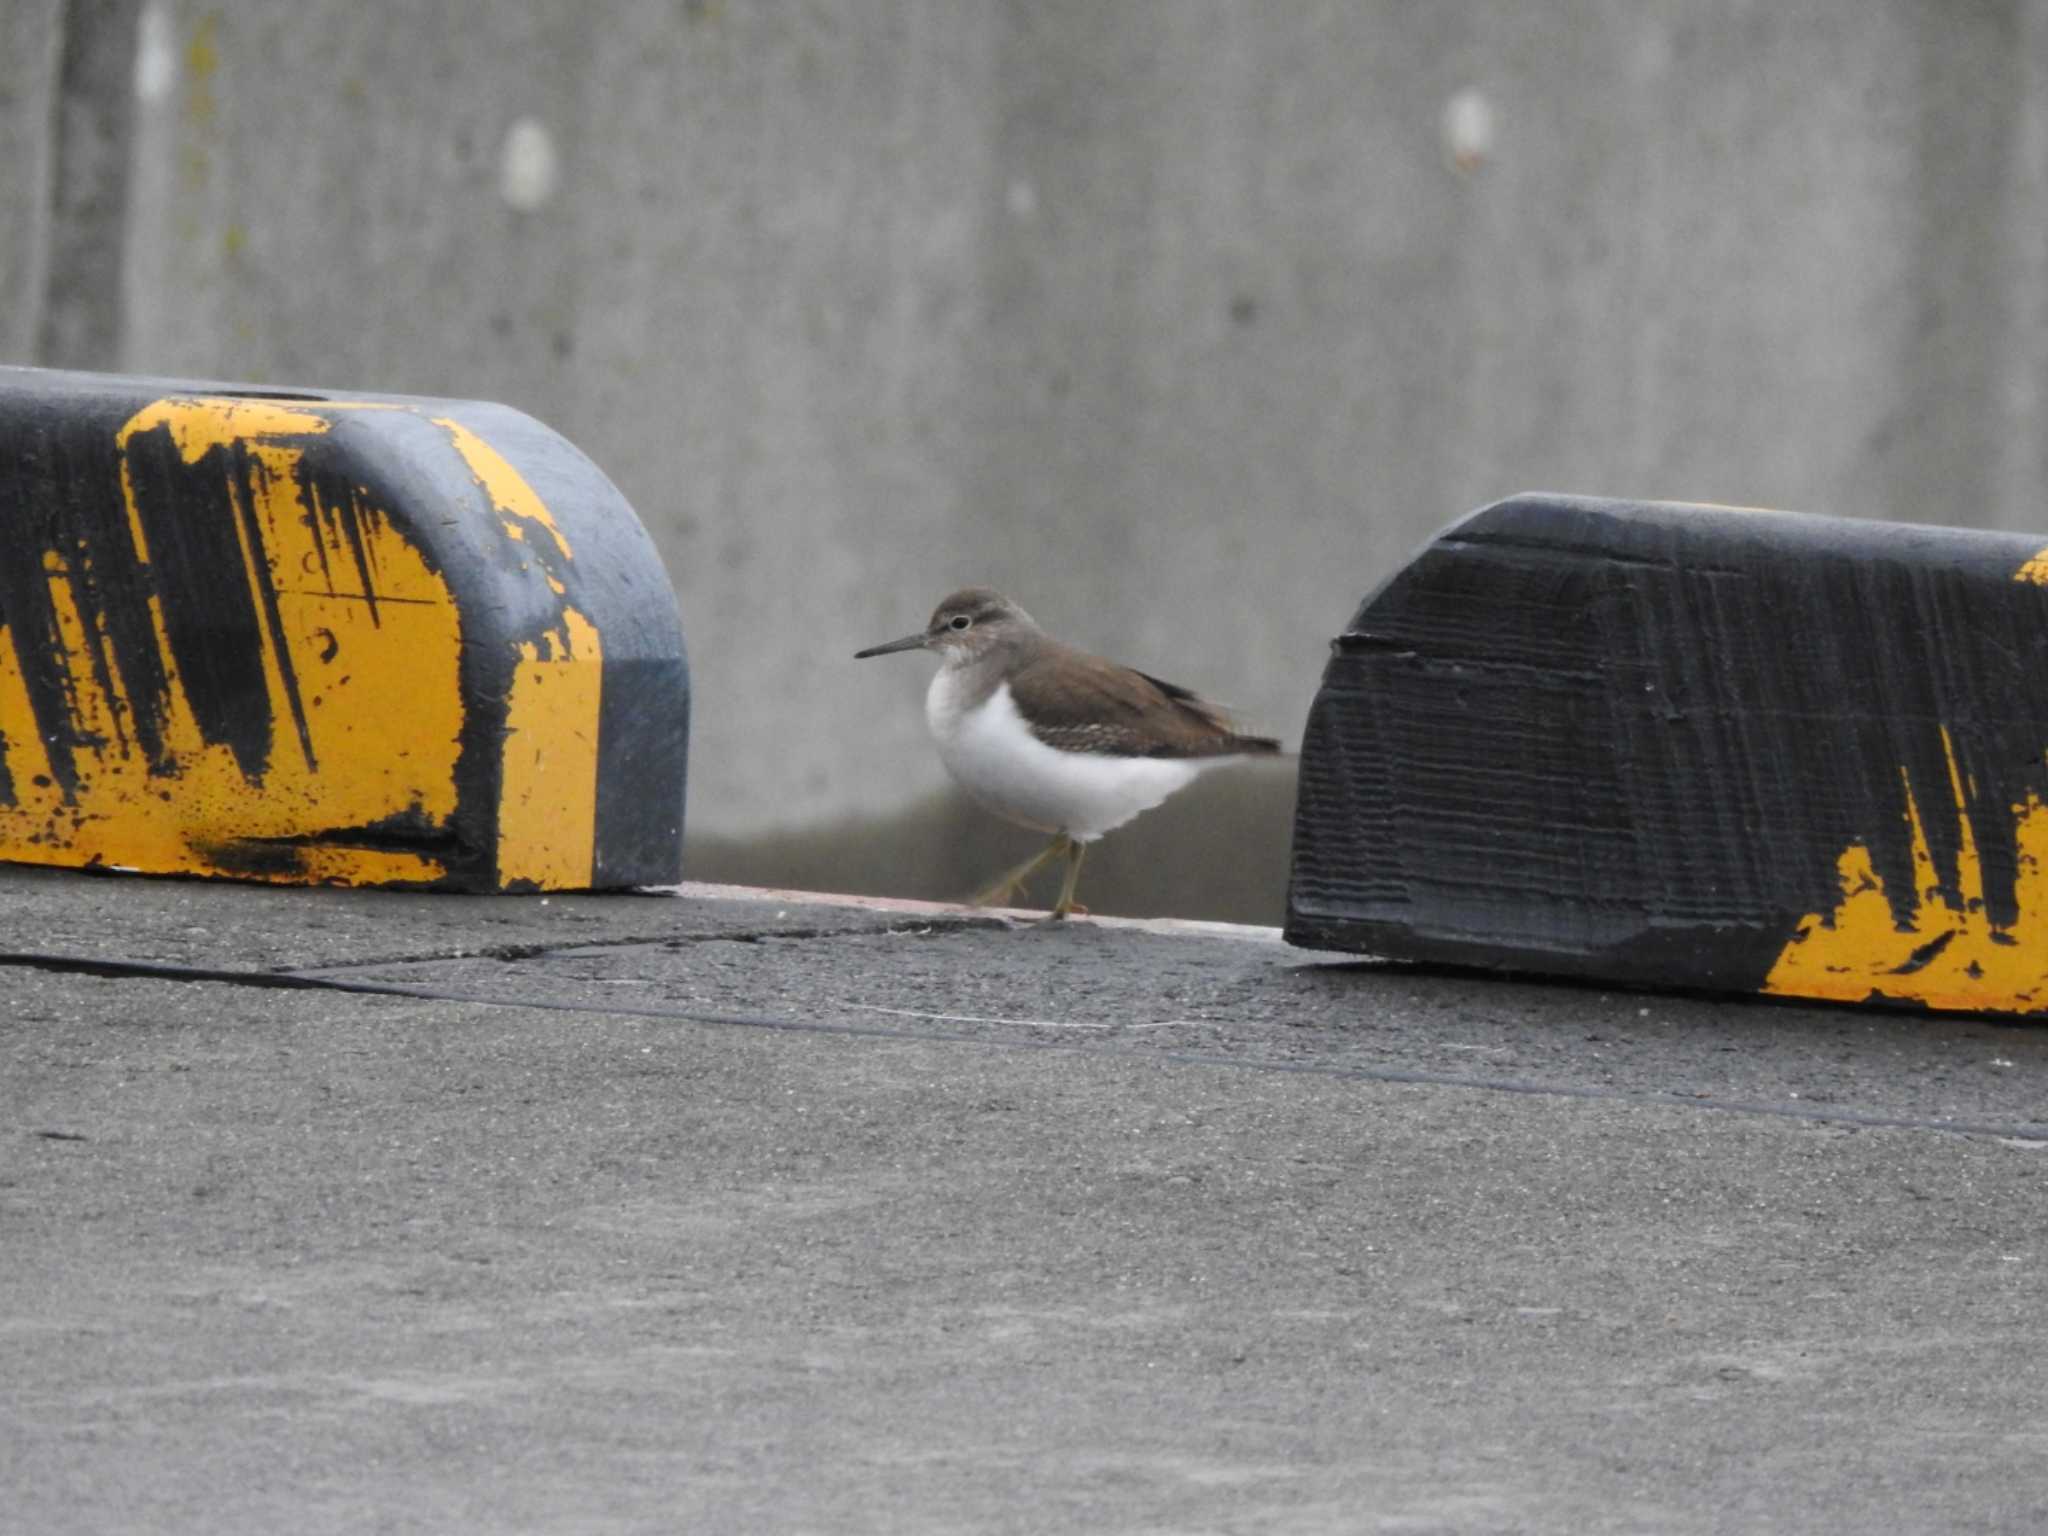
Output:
[
  {"xmin": 276, "ymin": 915, "xmax": 1015, "ymax": 976},
  {"xmin": 4, "ymin": 947, "xmax": 2046, "ymax": 1144}
]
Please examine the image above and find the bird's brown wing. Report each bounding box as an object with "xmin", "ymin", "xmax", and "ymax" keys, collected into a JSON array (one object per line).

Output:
[{"xmin": 1006, "ymin": 643, "xmax": 1281, "ymax": 759}]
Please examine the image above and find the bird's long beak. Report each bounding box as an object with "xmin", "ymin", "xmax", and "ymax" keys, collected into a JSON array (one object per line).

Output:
[{"xmin": 853, "ymin": 631, "xmax": 928, "ymax": 660}]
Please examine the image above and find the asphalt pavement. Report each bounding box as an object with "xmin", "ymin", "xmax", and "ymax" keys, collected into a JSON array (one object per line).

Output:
[{"xmin": 4, "ymin": 865, "xmax": 2047, "ymax": 1534}]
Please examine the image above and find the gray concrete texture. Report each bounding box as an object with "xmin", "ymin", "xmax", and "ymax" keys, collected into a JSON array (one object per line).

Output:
[
  {"xmin": 6, "ymin": 866, "xmax": 2048, "ymax": 1531},
  {"xmin": 8, "ymin": 2, "xmax": 2048, "ymax": 919}
]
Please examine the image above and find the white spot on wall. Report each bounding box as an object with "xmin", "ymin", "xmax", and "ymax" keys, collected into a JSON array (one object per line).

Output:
[
  {"xmin": 499, "ymin": 117, "xmax": 561, "ymax": 212},
  {"xmin": 1005, "ymin": 178, "xmax": 1038, "ymax": 220},
  {"xmin": 1441, "ymin": 89, "xmax": 1494, "ymax": 173},
  {"xmin": 133, "ymin": 2, "xmax": 177, "ymax": 104}
]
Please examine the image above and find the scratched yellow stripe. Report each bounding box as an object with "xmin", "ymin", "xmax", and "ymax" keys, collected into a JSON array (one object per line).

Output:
[
  {"xmin": 0, "ymin": 393, "xmax": 603, "ymax": 888},
  {"xmin": 1765, "ymin": 728, "xmax": 2048, "ymax": 1013}
]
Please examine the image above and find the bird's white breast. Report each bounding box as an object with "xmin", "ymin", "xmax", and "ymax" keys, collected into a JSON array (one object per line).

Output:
[{"xmin": 925, "ymin": 669, "xmax": 1210, "ymax": 842}]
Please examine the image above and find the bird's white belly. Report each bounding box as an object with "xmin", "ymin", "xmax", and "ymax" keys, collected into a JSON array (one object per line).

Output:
[{"xmin": 926, "ymin": 675, "xmax": 1207, "ymax": 841}]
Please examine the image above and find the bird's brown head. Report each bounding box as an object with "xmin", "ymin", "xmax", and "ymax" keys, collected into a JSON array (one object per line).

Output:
[{"xmin": 854, "ymin": 587, "xmax": 1040, "ymax": 664}]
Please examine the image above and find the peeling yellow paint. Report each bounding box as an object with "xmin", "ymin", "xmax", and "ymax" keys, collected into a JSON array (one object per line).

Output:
[
  {"xmin": 294, "ymin": 845, "xmax": 451, "ymax": 886},
  {"xmin": 432, "ymin": 410, "xmax": 603, "ymax": 885},
  {"xmin": 3, "ymin": 396, "xmax": 462, "ymax": 880},
  {"xmin": 497, "ymin": 608, "xmax": 602, "ymax": 888},
  {"xmin": 434, "ymin": 416, "xmax": 576, "ymax": 560},
  {"xmin": 0, "ymin": 392, "xmax": 610, "ymax": 889},
  {"xmin": 120, "ymin": 396, "xmax": 331, "ymax": 468},
  {"xmin": 1765, "ymin": 729, "xmax": 2048, "ymax": 1013},
  {"xmin": 2016, "ymin": 548, "xmax": 2048, "ymax": 585}
]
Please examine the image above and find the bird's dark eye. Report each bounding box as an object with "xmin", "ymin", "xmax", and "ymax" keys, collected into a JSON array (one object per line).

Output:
[{"xmin": 949, "ymin": 615, "xmax": 971, "ymax": 631}]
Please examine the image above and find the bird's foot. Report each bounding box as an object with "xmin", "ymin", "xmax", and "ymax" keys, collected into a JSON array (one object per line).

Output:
[{"xmin": 972, "ymin": 836, "xmax": 1070, "ymax": 911}]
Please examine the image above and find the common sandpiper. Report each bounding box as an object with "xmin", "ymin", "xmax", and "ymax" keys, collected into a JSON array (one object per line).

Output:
[{"xmin": 854, "ymin": 587, "xmax": 1281, "ymax": 919}]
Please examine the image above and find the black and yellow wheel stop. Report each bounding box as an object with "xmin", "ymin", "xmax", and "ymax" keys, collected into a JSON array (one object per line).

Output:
[
  {"xmin": 0, "ymin": 367, "xmax": 687, "ymax": 891},
  {"xmin": 1285, "ymin": 493, "xmax": 2048, "ymax": 1017}
]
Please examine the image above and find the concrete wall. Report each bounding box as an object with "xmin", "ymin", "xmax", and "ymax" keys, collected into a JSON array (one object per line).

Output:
[
  {"xmin": 7, "ymin": 0, "xmax": 2048, "ymax": 920},
  {"xmin": 0, "ymin": 0, "xmax": 63, "ymax": 361}
]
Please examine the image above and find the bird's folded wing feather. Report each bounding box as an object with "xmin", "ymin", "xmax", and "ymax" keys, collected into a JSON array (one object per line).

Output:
[{"xmin": 1008, "ymin": 644, "xmax": 1278, "ymax": 758}]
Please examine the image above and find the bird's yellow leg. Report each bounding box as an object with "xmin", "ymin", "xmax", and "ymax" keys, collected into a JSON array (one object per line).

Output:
[
  {"xmin": 1048, "ymin": 840, "xmax": 1088, "ymax": 920},
  {"xmin": 973, "ymin": 834, "xmax": 1069, "ymax": 908}
]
